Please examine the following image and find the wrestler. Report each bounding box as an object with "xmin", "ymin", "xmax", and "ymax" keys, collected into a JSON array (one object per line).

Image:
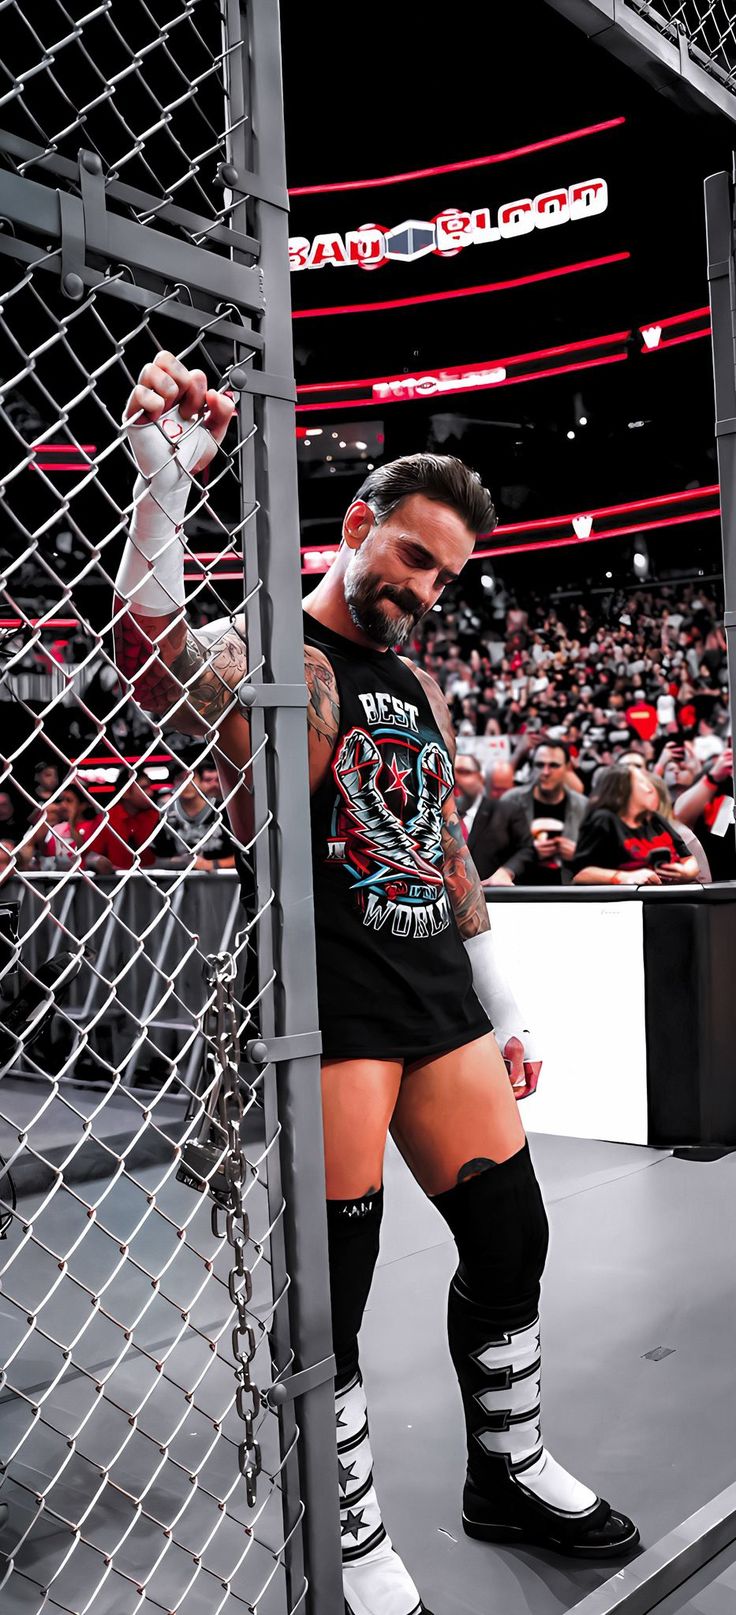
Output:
[{"xmin": 112, "ymin": 353, "xmax": 639, "ymax": 1615}]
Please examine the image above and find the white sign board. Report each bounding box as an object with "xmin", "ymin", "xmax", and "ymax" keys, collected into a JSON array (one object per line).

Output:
[{"xmin": 487, "ymin": 897, "xmax": 648, "ymax": 1145}]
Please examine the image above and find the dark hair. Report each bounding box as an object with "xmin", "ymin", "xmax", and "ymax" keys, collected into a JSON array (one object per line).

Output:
[
  {"xmin": 533, "ymin": 738, "xmax": 570, "ymax": 764},
  {"xmin": 589, "ymin": 763, "xmax": 635, "ymax": 816},
  {"xmin": 354, "ymin": 454, "xmax": 496, "ymax": 536},
  {"xmin": 60, "ymin": 780, "xmax": 95, "ymax": 813},
  {"xmin": 455, "ymin": 752, "xmax": 483, "ymax": 774}
]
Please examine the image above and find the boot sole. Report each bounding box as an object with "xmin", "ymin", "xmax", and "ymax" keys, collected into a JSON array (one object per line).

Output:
[{"xmin": 463, "ymin": 1511, "xmax": 640, "ymax": 1560}]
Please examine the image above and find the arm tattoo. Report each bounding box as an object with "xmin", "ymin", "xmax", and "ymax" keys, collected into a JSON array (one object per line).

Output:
[
  {"xmin": 456, "ymin": 1157, "xmax": 497, "ymax": 1184},
  {"xmin": 114, "ymin": 604, "xmax": 247, "ymax": 729},
  {"xmin": 304, "ymin": 648, "xmax": 340, "ymax": 748},
  {"xmin": 441, "ymin": 806, "xmax": 490, "ymax": 938}
]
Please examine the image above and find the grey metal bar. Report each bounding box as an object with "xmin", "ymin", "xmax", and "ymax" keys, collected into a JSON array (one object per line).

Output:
[
  {"xmin": 0, "ymin": 166, "xmax": 265, "ymax": 313},
  {"xmin": 568, "ymin": 1479, "xmax": 736, "ymax": 1613},
  {"xmin": 705, "ymin": 170, "xmax": 736, "ymax": 755},
  {"xmin": 246, "ymin": 0, "xmax": 344, "ymax": 1608},
  {"xmin": 544, "ymin": 0, "xmax": 736, "ymax": 121},
  {"xmin": 222, "ymin": 4, "xmax": 310, "ymax": 1608}
]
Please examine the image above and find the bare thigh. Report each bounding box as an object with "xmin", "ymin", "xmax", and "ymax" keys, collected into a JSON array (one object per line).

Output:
[
  {"xmin": 321, "ymin": 1056, "xmax": 404, "ymax": 1199},
  {"xmin": 390, "ymin": 1032, "xmax": 525, "ymax": 1197}
]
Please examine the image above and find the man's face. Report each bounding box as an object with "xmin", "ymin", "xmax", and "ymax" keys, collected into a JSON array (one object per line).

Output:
[
  {"xmin": 454, "ymin": 757, "xmax": 483, "ymax": 804},
  {"xmin": 0, "ymin": 793, "xmax": 12, "ymax": 822},
  {"xmin": 198, "ymin": 766, "xmax": 220, "ymax": 800},
  {"xmin": 342, "ymin": 493, "xmax": 476, "ymax": 648},
  {"xmin": 489, "ymin": 763, "xmax": 514, "ymax": 799},
  {"xmin": 534, "ymin": 747, "xmax": 567, "ymax": 794},
  {"xmin": 123, "ymin": 777, "xmax": 154, "ymax": 812}
]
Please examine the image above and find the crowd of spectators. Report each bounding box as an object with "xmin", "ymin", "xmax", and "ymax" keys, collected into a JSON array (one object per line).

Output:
[
  {"xmin": 1, "ymin": 575, "xmax": 734, "ymax": 886},
  {"xmin": 421, "ymin": 578, "xmax": 735, "ymax": 885}
]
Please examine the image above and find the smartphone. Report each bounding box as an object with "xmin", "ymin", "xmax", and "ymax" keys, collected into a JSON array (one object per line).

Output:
[{"xmin": 648, "ymin": 847, "xmax": 672, "ymax": 869}]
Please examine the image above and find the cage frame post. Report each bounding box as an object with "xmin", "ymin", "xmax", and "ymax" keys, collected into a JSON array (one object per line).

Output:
[
  {"xmin": 705, "ymin": 168, "xmax": 736, "ymax": 761},
  {"xmin": 230, "ymin": 1, "xmax": 345, "ymax": 1610}
]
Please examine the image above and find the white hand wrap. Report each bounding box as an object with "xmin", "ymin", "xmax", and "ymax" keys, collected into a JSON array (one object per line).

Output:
[
  {"xmin": 464, "ymin": 929, "xmax": 540, "ymax": 1062},
  {"xmin": 115, "ymin": 407, "xmax": 212, "ymax": 617}
]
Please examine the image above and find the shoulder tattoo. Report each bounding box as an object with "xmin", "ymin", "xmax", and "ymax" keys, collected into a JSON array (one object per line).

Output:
[{"xmin": 304, "ymin": 648, "xmax": 340, "ymax": 748}]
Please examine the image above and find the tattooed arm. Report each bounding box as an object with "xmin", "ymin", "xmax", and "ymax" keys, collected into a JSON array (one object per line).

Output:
[
  {"xmin": 304, "ymin": 644, "xmax": 340, "ymax": 791},
  {"xmin": 441, "ymin": 797, "xmax": 491, "ymax": 938},
  {"xmin": 113, "ymin": 610, "xmax": 248, "ymax": 733},
  {"xmin": 402, "ymin": 659, "xmax": 490, "ymax": 938}
]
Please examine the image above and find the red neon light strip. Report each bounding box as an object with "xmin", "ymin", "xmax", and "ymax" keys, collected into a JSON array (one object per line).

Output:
[
  {"xmin": 300, "ymin": 507, "xmax": 721, "ymax": 572},
  {"xmin": 33, "ymin": 462, "xmax": 95, "ymax": 471},
  {"xmin": 475, "ymin": 507, "xmax": 720, "ymax": 560},
  {"xmin": 295, "ymin": 306, "xmax": 711, "ymax": 395},
  {"xmin": 488, "ymin": 483, "xmax": 719, "ymax": 539},
  {"xmin": 288, "ymin": 117, "xmax": 626, "ymax": 197},
  {"xmin": 0, "ymin": 618, "xmax": 80, "ymax": 628},
  {"xmin": 30, "ymin": 444, "xmax": 96, "ymax": 452},
  {"xmin": 647, "ymin": 327, "xmax": 711, "ymax": 351},
  {"xmin": 71, "ymin": 754, "xmax": 174, "ymax": 766},
  {"xmin": 292, "ymin": 252, "xmax": 631, "ymax": 320},
  {"xmin": 294, "ymin": 353, "xmax": 628, "ymax": 413}
]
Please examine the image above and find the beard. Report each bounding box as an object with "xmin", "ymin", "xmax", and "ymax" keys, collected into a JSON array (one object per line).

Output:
[{"xmin": 343, "ymin": 552, "xmax": 424, "ymax": 648}]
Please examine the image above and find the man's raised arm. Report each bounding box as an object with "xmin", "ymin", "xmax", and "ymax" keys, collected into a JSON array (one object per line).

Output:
[{"xmin": 113, "ymin": 351, "xmax": 245, "ymax": 734}]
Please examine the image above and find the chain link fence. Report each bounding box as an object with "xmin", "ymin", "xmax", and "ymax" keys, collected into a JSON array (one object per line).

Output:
[
  {"xmin": 626, "ymin": 0, "xmax": 736, "ymax": 88},
  {"xmin": 0, "ymin": 3, "xmax": 343, "ymax": 1611}
]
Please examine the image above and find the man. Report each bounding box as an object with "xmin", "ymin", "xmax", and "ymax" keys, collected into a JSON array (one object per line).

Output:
[
  {"xmin": 112, "ymin": 353, "xmax": 638, "ymax": 1615},
  {"xmin": 455, "ymin": 754, "xmax": 534, "ymax": 886},
  {"xmin": 84, "ymin": 766, "xmax": 162, "ymax": 875},
  {"xmin": 499, "ymin": 741, "xmax": 587, "ymax": 886},
  {"xmin": 161, "ymin": 757, "xmax": 235, "ymax": 872},
  {"xmin": 487, "ymin": 760, "xmax": 514, "ymax": 800}
]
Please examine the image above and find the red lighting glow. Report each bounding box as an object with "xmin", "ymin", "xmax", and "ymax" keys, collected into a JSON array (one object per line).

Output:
[
  {"xmin": 299, "ymin": 485, "xmax": 721, "ymax": 573},
  {"xmin": 294, "ymin": 308, "xmax": 711, "ymax": 412},
  {"xmin": 292, "ymin": 252, "xmax": 631, "ymax": 320},
  {"xmin": 288, "ymin": 118, "xmax": 626, "ymax": 197}
]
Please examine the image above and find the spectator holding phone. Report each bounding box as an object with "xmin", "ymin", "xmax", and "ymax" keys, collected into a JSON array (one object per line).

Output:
[
  {"xmin": 499, "ymin": 740, "xmax": 587, "ymax": 886},
  {"xmin": 571, "ymin": 764, "xmax": 700, "ymax": 886},
  {"xmin": 671, "ymin": 746, "xmax": 734, "ymax": 881}
]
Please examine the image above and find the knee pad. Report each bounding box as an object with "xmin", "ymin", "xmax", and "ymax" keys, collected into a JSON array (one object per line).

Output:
[
  {"xmin": 432, "ymin": 1140, "xmax": 548, "ymax": 1326},
  {"xmin": 327, "ymin": 1188, "xmax": 384, "ymax": 1388}
]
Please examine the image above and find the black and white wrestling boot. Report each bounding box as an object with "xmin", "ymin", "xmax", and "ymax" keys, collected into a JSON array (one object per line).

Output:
[
  {"xmin": 337, "ymin": 1373, "xmax": 433, "ymax": 1615},
  {"xmin": 453, "ymin": 1296, "xmax": 640, "ymax": 1559}
]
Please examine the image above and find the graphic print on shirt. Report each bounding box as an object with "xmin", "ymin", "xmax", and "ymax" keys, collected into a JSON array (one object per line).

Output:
[{"xmin": 326, "ymin": 689, "xmax": 455, "ymax": 939}]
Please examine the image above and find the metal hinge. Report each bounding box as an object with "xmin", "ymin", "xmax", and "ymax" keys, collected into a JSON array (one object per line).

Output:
[
  {"xmin": 266, "ymin": 1354, "xmax": 336, "ymax": 1408},
  {"xmin": 237, "ymin": 680, "xmax": 309, "ymax": 709},
  {"xmin": 246, "ymin": 1032, "xmax": 323, "ymax": 1065}
]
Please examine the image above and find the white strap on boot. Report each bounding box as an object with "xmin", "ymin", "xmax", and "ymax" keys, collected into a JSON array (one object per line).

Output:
[
  {"xmin": 474, "ymin": 1316, "xmax": 598, "ymax": 1515},
  {"xmin": 336, "ymin": 1374, "xmax": 424, "ymax": 1615}
]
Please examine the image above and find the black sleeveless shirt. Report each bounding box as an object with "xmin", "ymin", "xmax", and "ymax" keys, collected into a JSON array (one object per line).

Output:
[{"xmin": 303, "ymin": 613, "xmax": 490, "ymax": 1062}]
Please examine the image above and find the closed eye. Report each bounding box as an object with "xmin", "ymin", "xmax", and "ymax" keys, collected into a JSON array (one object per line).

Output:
[{"xmin": 400, "ymin": 542, "xmax": 458, "ymax": 586}]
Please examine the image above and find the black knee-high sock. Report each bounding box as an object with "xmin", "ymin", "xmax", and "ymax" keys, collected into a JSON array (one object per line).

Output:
[
  {"xmin": 326, "ymin": 1188, "xmax": 384, "ymax": 1391},
  {"xmin": 433, "ymin": 1142, "xmax": 550, "ymax": 1495}
]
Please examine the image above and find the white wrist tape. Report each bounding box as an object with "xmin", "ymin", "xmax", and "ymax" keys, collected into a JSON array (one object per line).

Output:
[
  {"xmin": 464, "ymin": 930, "xmax": 539, "ymax": 1060},
  {"xmin": 115, "ymin": 407, "xmax": 212, "ymax": 617}
]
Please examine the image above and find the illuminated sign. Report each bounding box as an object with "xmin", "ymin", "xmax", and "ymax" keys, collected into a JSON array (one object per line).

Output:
[{"xmin": 289, "ymin": 178, "xmax": 608, "ymax": 271}]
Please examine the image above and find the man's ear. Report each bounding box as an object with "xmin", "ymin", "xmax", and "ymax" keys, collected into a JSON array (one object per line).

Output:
[{"xmin": 343, "ymin": 500, "xmax": 375, "ymax": 550}]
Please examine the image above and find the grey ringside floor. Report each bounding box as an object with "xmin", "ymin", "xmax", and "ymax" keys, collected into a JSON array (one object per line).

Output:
[
  {"xmin": 362, "ymin": 1134, "xmax": 736, "ymax": 1615},
  {"xmin": 2, "ymin": 1130, "xmax": 734, "ymax": 1614}
]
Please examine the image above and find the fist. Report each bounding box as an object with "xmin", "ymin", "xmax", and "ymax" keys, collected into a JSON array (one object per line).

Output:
[{"xmin": 124, "ymin": 350, "xmax": 236, "ymax": 476}]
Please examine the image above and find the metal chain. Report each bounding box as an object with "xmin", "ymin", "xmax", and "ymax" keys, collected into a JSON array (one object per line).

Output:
[{"xmin": 208, "ymin": 949, "xmax": 263, "ymax": 1510}]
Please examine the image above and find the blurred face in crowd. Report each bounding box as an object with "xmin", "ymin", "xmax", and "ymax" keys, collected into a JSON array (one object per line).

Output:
[
  {"xmin": 454, "ymin": 755, "xmax": 484, "ymax": 807},
  {"xmin": 198, "ymin": 764, "xmax": 221, "ymax": 801},
  {"xmin": 59, "ymin": 789, "xmax": 86, "ymax": 823},
  {"xmin": 534, "ymin": 746, "xmax": 567, "ymax": 800},
  {"xmin": 342, "ymin": 495, "xmax": 475, "ymax": 648},
  {"xmin": 121, "ymin": 775, "xmax": 155, "ymax": 813},
  {"xmin": 618, "ymin": 751, "xmax": 646, "ymax": 771},
  {"xmin": 626, "ymin": 765, "xmax": 660, "ymax": 821},
  {"xmin": 488, "ymin": 762, "xmax": 514, "ymax": 800},
  {"xmin": 36, "ymin": 764, "xmax": 59, "ymax": 795},
  {"xmin": 0, "ymin": 793, "xmax": 15, "ymax": 824}
]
